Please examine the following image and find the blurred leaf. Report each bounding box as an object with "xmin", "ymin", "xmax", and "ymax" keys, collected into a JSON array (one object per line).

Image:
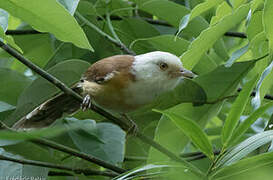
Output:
[
  {"xmin": 231, "ymin": 102, "xmax": 273, "ymax": 145},
  {"xmin": 0, "ymin": 8, "xmax": 8, "ymax": 31},
  {"xmin": 0, "ymin": 68, "xmax": 31, "ymax": 105},
  {"xmin": 65, "ymin": 118, "xmax": 103, "ymax": 143},
  {"xmin": 225, "ymin": 44, "xmax": 249, "ymax": 67},
  {"xmin": 210, "ymin": 1, "xmax": 232, "ymax": 25},
  {"xmin": 0, "ymin": 101, "xmax": 15, "ymax": 112},
  {"xmin": 195, "ymin": 61, "xmax": 256, "ymax": 101},
  {"xmin": 66, "ymin": 118, "xmax": 126, "ymax": 165},
  {"xmin": 57, "ymin": 0, "xmax": 80, "ymax": 15},
  {"xmin": 0, "ymin": 0, "xmax": 92, "ymax": 50},
  {"xmin": 113, "ymin": 17, "xmax": 160, "ymax": 47},
  {"xmin": 113, "ymin": 164, "xmax": 170, "ymax": 180},
  {"xmin": 251, "ymin": 0, "xmax": 273, "ymax": 109},
  {"xmin": 246, "ymin": 11, "xmax": 263, "ymax": 41},
  {"xmin": 131, "ymin": 35, "xmax": 188, "ymax": 55},
  {"xmin": 212, "ymin": 151, "xmax": 273, "ymax": 179},
  {"xmin": 0, "ymin": 148, "xmax": 48, "ymax": 179},
  {"xmin": 222, "ymin": 75, "xmax": 259, "ymax": 147},
  {"xmin": 252, "ymin": 59, "xmax": 273, "ymax": 109},
  {"xmin": 216, "ymin": 130, "xmax": 273, "ymax": 169},
  {"xmin": 77, "ymin": 1, "xmax": 96, "ymax": 16},
  {"xmin": 0, "ymin": 127, "xmax": 68, "ymax": 141},
  {"xmin": 0, "ymin": 31, "xmax": 22, "ymax": 53},
  {"xmin": 136, "ymin": 0, "xmax": 209, "ymax": 39},
  {"xmin": 0, "ymin": 8, "xmax": 21, "ymax": 51},
  {"xmin": 156, "ymin": 111, "xmax": 214, "ymax": 160},
  {"xmin": 177, "ymin": 0, "xmax": 224, "ymax": 34},
  {"xmin": 264, "ymin": 0, "xmax": 273, "ymax": 55},
  {"xmin": 8, "ymin": 60, "xmax": 90, "ymax": 125},
  {"xmin": 12, "ymin": 33, "xmax": 54, "ymax": 72},
  {"xmin": 225, "ymin": 0, "xmax": 233, "ymax": 8},
  {"xmin": 181, "ymin": 4, "xmax": 250, "ymax": 69}
]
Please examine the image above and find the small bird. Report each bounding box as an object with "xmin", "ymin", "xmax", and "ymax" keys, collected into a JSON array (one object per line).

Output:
[{"xmin": 13, "ymin": 51, "xmax": 195, "ymax": 130}]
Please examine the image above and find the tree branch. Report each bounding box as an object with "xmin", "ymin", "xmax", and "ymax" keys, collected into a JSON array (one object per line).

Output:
[
  {"xmin": 30, "ymin": 138, "xmax": 126, "ymax": 174},
  {"xmin": 0, "ymin": 154, "xmax": 118, "ymax": 177},
  {"xmin": 0, "ymin": 41, "xmax": 203, "ymax": 176},
  {"xmin": 6, "ymin": 16, "xmax": 247, "ymax": 39}
]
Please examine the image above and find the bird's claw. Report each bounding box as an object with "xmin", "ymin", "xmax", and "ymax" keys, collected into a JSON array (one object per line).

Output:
[{"xmin": 81, "ymin": 95, "xmax": 92, "ymax": 111}]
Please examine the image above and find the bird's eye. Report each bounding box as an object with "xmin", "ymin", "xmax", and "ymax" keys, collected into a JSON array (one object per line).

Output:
[{"xmin": 159, "ymin": 62, "xmax": 168, "ymax": 70}]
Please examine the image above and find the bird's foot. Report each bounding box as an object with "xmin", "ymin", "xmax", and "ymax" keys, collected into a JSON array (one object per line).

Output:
[
  {"xmin": 81, "ymin": 94, "xmax": 93, "ymax": 111},
  {"xmin": 122, "ymin": 114, "xmax": 138, "ymax": 136}
]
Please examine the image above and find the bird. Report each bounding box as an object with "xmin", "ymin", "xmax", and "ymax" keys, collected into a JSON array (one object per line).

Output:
[{"xmin": 12, "ymin": 51, "xmax": 196, "ymax": 131}]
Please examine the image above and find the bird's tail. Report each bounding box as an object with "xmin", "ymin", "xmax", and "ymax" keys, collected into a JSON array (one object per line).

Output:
[{"xmin": 12, "ymin": 87, "xmax": 82, "ymax": 130}]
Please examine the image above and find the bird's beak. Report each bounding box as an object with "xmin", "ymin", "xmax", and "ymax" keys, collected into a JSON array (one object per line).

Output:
[{"xmin": 180, "ymin": 68, "xmax": 197, "ymax": 79}]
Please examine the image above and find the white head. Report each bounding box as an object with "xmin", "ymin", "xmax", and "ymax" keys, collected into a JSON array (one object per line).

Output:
[
  {"xmin": 132, "ymin": 51, "xmax": 195, "ymax": 81},
  {"xmin": 128, "ymin": 51, "xmax": 195, "ymax": 105}
]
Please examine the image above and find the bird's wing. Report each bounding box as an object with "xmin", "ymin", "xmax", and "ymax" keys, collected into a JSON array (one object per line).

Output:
[
  {"xmin": 82, "ymin": 55, "xmax": 135, "ymax": 84},
  {"xmin": 12, "ymin": 86, "xmax": 82, "ymax": 130}
]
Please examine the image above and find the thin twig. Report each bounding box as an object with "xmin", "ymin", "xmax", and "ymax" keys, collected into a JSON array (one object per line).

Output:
[
  {"xmin": 6, "ymin": 29, "xmax": 43, "ymax": 35},
  {"xmin": 75, "ymin": 12, "xmax": 136, "ymax": 55},
  {"xmin": 0, "ymin": 121, "xmax": 125, "ymax": 174},
  {"xmin": 224, "ymin": 31, "xmax": 247, "ymax": 38},
  {"xmin": 0, "ymin": 154, "xmax": 118, "ymax": 177},
  {"xmin": 31, "ymin": 138, "xmax": 126, "ymax": 174}
]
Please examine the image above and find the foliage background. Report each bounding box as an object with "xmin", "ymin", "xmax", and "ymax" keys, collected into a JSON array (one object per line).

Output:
[{"xmin": 0, "ymin": 0, "xmax": 273, "ymax": 179}]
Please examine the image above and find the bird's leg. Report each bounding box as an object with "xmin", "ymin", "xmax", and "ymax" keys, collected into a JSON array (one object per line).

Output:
[
  {"xmin": 81, "ymin": 94, "xmax": 93, "ymax": 111},
  {"xmin": 121, "ymin": 113, "xmax": 138, "ymax": 136}
]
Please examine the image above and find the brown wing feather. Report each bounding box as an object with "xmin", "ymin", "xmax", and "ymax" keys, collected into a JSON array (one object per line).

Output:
[
  {"xmin": 12, "ymin": 86, "xmax": 82, "ymax": 130},
  {"xmin": 83, "ymin": 55, "xmax": 135, "ymax": 83}
]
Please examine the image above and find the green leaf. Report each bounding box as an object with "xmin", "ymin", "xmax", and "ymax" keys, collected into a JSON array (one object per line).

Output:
[
  {"xmin": 0, "ymin": 127, "xmax": 68, "ymax": 141},
  {"xmin": 216, "ymin": 130, "xmax": 273, "ymax": 169},
  {"xmin": 8, "ymin": 60, "xmax": 90, "ymax": 125},
  {"xmin": 136, "ymin": 0, "xmax": 209, "ymax": 39},
  {"xmin": 0, "ymin": 101, "xmax": 15, "ymax": 113},
  {"xmin": 131, "ymin": 35, "xmax": 189, "ymax": 57},
  {"xmin": 195, "ymin": 61, "xmax": 256, "ymax": 101},
  {"xmin": 177, "ymin": 0, "xmax": 224, "ymax": 34},
  {"xmin": 113, "ymin": 17, "xmax": 160, "ymax": 47},
  {"xmin": 113, "ymin": 164, "xmax": 170, "ymax": 180},
  {"xmin": 222, "ymin": 75, "xmax": 259, "ymax": 147},
  {"xmin": 156, "ymin": 111, "xmax": 214, "ymax": 160},
  {"xmin": 0, "ymin": 68, "xmax": 32, "ymax": 105},
  {"xmin": 252, "ymin": 59, "xmax": 273, "ymax": 109},
  {"xmin": 264, "ymin": 0, "xmax": 273, "ymax": 55},
  {"xmin": 181, "ymin": 4, "xmax": 250, "ymax": 69},
  {"xmin": 231, "ymin": 102, "xmax": 273, "ymax": 145},
  {"xmin": 0, "ymin": 8, "xmax": 8, "ymax": 31},
  {"xmin": 212, "ymin": 151, "xmax": 273, "ymax": 179},
  {"xmin": 0, "ymin": 10, "xmax": 22, "ymax": 53},
  {"xmin": 57, "ymin": 0, "xmax": 80, "ymax": 15},
  {"xmin": 225, "ymin": 44, "xmax": 249, "ymax": 67},
  {"xmin": 66, "ymin": 118, "xmax": 126, "ymax": 165},
  {"xmin": 11, "ymin": 33, "xmax": 54, "ymax": 72},
  {"xmin": 0, "ymin": 0, "xmax": 93, "ymax": 50},
  {"xmin": 246, "ymin": 11, "xmax": 263, "ymax": 41},
  {"xmin": 0, "ymin": 149, "xmax": 49, "ymax": 179}
]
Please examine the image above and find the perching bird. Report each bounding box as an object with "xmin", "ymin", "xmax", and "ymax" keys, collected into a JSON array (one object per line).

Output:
[{"xmin": 12, "ymin": 51, "xmax": 196, "ymax": 130}]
